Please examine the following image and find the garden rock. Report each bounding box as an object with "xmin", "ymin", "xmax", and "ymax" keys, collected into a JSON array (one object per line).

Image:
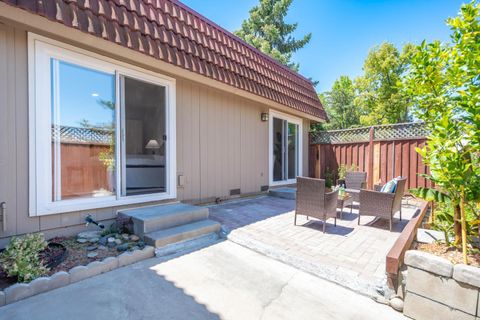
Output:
[
  {"xmin": 77, "ymin": 231, "xmax": 102, "ymax": 240},
  {"xmin": 129, "ymin": 235, "xmax": 140, "ymax": 242},
  {"xmin": 122, "ymin": 233, "xmax": 130, "ymax": 240},
  {"xmin": 86, "ymin": 245, "xmax": 98, "ymax": 251},
  {"xmin": 115, "ymin": 239, "xmax": 122, "ymax": 245},
  {"xmin": 76, "ymin": 238, "xmax": 87, "ymax": 244},
  {"xmin": 99, "ymin": 236, "xmax": 108, "ymax": 246},
  {"xmin": 117, "ymin": 243, "xmax": 129, "ymax": 252},
  {"xmin": 98, "ymin": 245, "xmax": 107, "ymax": 251},
  {"xmin": 87, "ymin": 252, "xmax": 98, "ymax": 258},
  {"xmin": 89, "ymin": 237, "xmax": 99, "ymax": 244},
  {"xmin": 390, "ymin": 296, "xmax": 404, "ymax": 312}
]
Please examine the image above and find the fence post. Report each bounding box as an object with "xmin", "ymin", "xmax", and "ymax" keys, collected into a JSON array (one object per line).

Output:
[{"xmin": 368, "ymin": 126, "xmax": 375, "ymax": 189}]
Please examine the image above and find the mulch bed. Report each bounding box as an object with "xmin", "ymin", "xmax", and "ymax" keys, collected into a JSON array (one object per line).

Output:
[
  {"xmin": 0, "ymin": 234, "xmax": 141, "ymax": 290},
  {"xmin": 415, "ymin": 242, "xmax": 480, "ymax": 267}
]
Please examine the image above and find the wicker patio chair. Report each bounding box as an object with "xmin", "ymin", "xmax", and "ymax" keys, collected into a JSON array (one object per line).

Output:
[
  {"xmin": 295, "ymin": 177, "xmax": 339, "ymax": 233},
  {"xmin": 344, "ymin": 171, "xmax": 367, "ymax": 203},
  {"xmin": 358, "ymin": 177, "xmax": 407, "ymax": 231}
]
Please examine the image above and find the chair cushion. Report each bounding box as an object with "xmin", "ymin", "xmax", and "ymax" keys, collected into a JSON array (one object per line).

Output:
[{"xmin": 381, "ymin": 177, "xmax": 400, "ymax": 193}]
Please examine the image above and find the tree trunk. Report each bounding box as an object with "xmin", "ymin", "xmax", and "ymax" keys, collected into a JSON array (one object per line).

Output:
[
  {"xmin": 454, "ymin": 204, "xmax": 462, "ymax": 246},
  {"xmin": 460, "ymin": 194, "xmax": 468, "ymax": 265}
]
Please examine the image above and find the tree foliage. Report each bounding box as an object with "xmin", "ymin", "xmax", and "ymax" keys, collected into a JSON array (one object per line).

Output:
[
  {"xmin": 235, "ymin": 0, "xmax": 311, "ymax": 71},
  {"xmin": 355, "ymin": 42, "xmax": 415, "ymax": 126},
  {"xmin": 322, "ymin": 76, "xmax": 360, "ymax": 129},
  {"xmin": 404, "ymin": 0, "xmax": 480, "ymax": 263}
]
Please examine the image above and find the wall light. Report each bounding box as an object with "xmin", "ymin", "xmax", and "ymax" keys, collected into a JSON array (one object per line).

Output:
[{"xmin": 261, "ymin": 112, "xmax": 269, "ymax": 122}]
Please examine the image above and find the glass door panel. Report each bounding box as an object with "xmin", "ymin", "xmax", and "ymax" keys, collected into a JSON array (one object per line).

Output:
[
  {"xmin": 287, "ymin": 123, "xmax": 298, "ymax": 179},
  {"xmin": 272, "ymin": 117, "xmax": 299, "ymax": 183},
  {"xmin": 121, "ymin": 76, "xmax": 167, "ymax": 196}
]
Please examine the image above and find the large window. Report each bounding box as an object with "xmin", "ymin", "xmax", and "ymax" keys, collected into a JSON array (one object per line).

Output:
[{"xmin": 29, "ymin": 34, "xmax": 176, "ymax": 216}]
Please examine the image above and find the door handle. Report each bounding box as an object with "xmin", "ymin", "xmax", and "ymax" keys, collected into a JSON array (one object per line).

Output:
[{"xmin": 0, "ymin": 202, "xmax": 5, "ymax": 232}]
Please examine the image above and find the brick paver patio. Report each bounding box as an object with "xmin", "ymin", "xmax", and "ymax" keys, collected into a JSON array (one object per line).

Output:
[{"xmin": 208, "ymin": 195, "xmax": 419, "ymax": 296}]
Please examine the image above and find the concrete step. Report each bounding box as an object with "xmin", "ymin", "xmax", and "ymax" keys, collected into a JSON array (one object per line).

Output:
[
  {"xmin": 144, "ymin": 219, "xmax": 221, "ymax": 248},
  {"xmin": 268, "ymin": 187, "xmax": 296, "ymax": 200},
  {"xmin": 118, "ymin": 203, "xmax": 209, "ymax": 236}
]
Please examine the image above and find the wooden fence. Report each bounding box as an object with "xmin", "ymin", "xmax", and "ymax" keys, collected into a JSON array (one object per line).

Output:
[{"xmin": 309, "ymin": 122, "xmax": 432, "ymax": 190}]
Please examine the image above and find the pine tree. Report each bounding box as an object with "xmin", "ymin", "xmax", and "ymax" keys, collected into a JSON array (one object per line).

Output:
[{"xmin": 234, "ymin": 0, "xmax": 311, "ymax": 72}]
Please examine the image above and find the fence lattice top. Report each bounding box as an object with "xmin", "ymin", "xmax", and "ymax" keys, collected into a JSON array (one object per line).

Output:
[
  {"xmin": 311, "ymin": 122, "xmax": 429, "ymax": 144},
  {"xmin": 52, "ymin": 126, "xmax": 113, "ymax": 145}
]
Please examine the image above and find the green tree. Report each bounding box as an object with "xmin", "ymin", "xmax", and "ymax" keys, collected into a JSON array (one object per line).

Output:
[
  {"xmin": 405, "ymin": 0, "xmax": 480, "ymax": 264},
  {"xmin": 235, "ymin": 0, "xmax": 311, "ymax": 71},
  {"xmin": 322, "ymin": 76, "xmax": 360, "ymax": 130},
  {"xmin": 355, "ymin": 42, "xmax": 415, "ymax": 125}
]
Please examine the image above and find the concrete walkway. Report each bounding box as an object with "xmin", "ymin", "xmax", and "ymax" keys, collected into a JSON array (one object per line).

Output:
[{"xmin": 0, "ymin": 241, "xmax": 404, "ymax": 320}]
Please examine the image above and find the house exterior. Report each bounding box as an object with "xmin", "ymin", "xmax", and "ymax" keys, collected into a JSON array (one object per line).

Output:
[{"xmin": 0, "ymin": 0, "xmax": 326, "ymax": 246}]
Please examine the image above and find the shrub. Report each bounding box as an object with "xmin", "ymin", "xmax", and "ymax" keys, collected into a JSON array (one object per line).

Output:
[
  {"xmin": 337, "ymin": 164, "xmax": 358, "ymax": 180},
  {"xmin": 0, "ymin": 233, "xmax": 49, "ymax": 283}
]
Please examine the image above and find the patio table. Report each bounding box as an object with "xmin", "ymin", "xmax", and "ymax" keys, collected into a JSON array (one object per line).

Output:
[{"xmin": 337, "ymin": 193, "xmax": 353, "ymax": 219}]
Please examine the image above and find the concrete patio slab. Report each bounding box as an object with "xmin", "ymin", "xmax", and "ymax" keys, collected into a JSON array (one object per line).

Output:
[
  {"xmin": 0, "ymin": 241, "xmax": 404, "ymax": 320},
  {"xmin": 209, "ymin": 196, "xmax": 419, "ymax": 296}
]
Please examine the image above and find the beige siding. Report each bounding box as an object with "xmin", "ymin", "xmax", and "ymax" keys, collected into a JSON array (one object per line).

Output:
[
  {"xmin": 0, "ymin": 24, "xmax": 310, "ymax": 243},
  {"xmin": 176, "ymin": 80, "xmax": 269, "ymax": 202}
]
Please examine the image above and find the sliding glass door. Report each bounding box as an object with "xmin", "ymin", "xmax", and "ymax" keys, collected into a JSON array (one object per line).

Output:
[
  {"xmin": 270, "ymin": 112, "xmax": 301, "ymax": 185},
  {"xmin": 121, "ymin": 76, "xmax": 167, "ymax": 196}
]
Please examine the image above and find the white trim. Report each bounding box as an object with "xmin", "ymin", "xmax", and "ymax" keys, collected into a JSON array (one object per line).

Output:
[
  {"xmin": 268, "ymin": 109, "xmax": 303, "ymax": 186},
  {"xmin": 28, "ymin": 33, "xmax": 176, "ymax": 216}
]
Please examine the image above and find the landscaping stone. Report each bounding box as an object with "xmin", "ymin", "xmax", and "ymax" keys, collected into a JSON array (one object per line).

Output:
[
  {"xmin": 404, "ymin": 291, "xmax": 474, "ymax": 320},
  {"xmin": 116, "ymin": 243, "xmax": 129, "ymax": 252},
  {"xmin": 49, "ymin": 271, "xmax": 70, "ymax": 290},
  {"xmin": 453, "ymin": 264, "xmax": 480, "ymax": 288},
  {"xmin": 87, "ymin": 252, "xmax": 98, "ymax": 258},
  {"xmin": 404, "ymin": 250, "xmax": 453, "ymax": 277},
  {"xmin": 69, "ymin": 266, "xmax": 92, "ymax": 283},
  {"xmin": 130, "ymin": 235, "xmax": 140, "ymax": 242},
  {"xmin": 122, "ymin": 233, "xmax": 130, "ymax": 240},
  {"xmin": 407, "ymin": 266, "xmax": 478, "ymax": 315},
  {"xmin": 89, "ymin": 237, "xmax": 99, "ymax": 244},
  {"xmin": 86, "ymin": 261, "xmax": 108, "ymax": 275},
  {"xmin": 29, "ymin": 277, "xmax": 50, "ymax": 295},
  {"xmin": 0, "ymin": 290, "xmax": 5, "ymax": 307},
  {"xmin": 4, "ymin": 283, "xmax": 33, "ymax": 304},
  {"xmin": 389, "ymin": 296, "xmax": 404, "ymax": 312},
  {"xmin": 97, "ymin": 245, "xmax": 107, "ymax": 251},
  {"xmin": 77, "ymin": 231, "xmax": 102, "ymax": 240},
  {"xmin": 102, "ymin": 257, "xmax": 119, "ymax": 271},
  {"xmin": 86, "ymin": 245, "xmax": 98, "ymax": 251},
  {"xmin": 76, "ymin": 238, "xmax": 87, "ymax": 244},
  {"xmin": 99, "ymin": 236, "xmax": 108, "ymax": 246},
  {"xmin": 107, "ymin": 237, "xmax": 115, "ymax": 243},
  {"xmin": 118, "ymin": 246, "xmax": 155, "ymax": 267},
  {"xmin": 416, "ymin": 228, "xmax": 449, "ymax": 244},
  {"xmin": 115, "ymin": 239, "xmax": 122, "ymax": 245}
]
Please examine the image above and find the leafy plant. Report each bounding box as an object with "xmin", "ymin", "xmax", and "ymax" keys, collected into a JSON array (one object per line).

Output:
[
  {"xmin": 337, "ymin": 164, "xmax": 358, "ymax": 180},
  {"xmin": 0, "ymin": 233, "xmax": 49, "ymax": 283},
  {"xmin": 431, "ymin": 203, "xmax": 455, "ymax": 247},
  {"xmin": 324, "ymin": 168, "xmax": 334, "ymax": 189},
  {"xmin": 404, "ymin": 0, "xmax": 480, "ymax": 263}
]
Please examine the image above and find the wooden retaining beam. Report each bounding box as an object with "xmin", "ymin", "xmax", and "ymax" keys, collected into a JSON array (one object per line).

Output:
[{"xmin": 385, "ymin": 200, "xmax": 430, "ymax": 289}]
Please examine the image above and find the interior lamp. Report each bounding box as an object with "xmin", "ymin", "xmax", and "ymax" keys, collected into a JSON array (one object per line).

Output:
[{"xmin": 145, "ymin": 139, "xmax": 161, "ymax": 154}]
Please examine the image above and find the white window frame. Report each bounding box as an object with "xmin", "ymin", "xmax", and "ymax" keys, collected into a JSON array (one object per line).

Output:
[
  {"xmin": 28, "ymin": 33, "xmax": 177, "ymax": 216},
  {"xmin": 268, "ymin": 109, "xmax": 303, "ymax": 186}
]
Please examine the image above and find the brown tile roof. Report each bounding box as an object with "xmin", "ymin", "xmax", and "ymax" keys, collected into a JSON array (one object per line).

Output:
[{"xmin": 3, "ymin": 0, "xmax": 327, "ymax": 120}]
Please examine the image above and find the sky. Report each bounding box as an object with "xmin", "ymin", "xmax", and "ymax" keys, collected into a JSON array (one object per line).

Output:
[{"xmin": 181, "ymin": 0, "xmax": 466, "ymax": 93}]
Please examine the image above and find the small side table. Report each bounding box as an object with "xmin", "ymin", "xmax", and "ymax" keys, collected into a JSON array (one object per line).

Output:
[{"xmin": 337, "ymin": 193, "xmax": 353, "ymax": 219}]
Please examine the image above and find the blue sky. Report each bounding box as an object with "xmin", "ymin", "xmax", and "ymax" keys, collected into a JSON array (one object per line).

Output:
[{"xmin": 181, "ymin": 0, "xmax": 465, "ymax": 93}]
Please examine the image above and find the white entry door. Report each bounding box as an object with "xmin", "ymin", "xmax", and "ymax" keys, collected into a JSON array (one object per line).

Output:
[{"xmin": 269, "ymin": 110, "xmax": 302, "ymax": 186}]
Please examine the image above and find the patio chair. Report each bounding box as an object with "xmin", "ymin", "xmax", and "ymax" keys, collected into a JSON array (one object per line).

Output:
[
  {"xmin": 295, "ymin": 177, "xmax": 339, "ymax": 233},
  {"xmin": 357, "ymin": 177, "xmax": 407, "ymax": 231},
  {"xmin": 344, "ymin": 171, "xmax": 367, "ymax": 203}
]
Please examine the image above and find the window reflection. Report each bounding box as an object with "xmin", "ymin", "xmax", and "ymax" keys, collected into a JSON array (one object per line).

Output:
[{"xmin": 51, "ymin": 60, "xmax": 115, "ymax": 201}]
